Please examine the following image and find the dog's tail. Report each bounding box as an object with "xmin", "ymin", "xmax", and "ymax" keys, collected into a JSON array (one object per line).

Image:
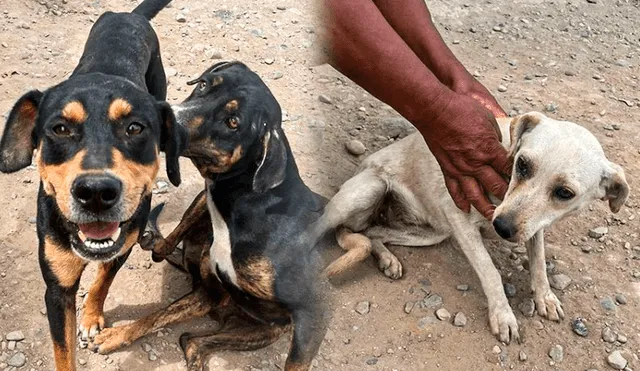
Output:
[{"xmin": 132, "ymin": 0, "xmax": 172, "ymax": 20}]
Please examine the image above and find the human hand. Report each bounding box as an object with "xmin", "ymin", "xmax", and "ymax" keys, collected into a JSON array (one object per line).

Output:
[
  {"xmin": 421, "ymin": 92, "xmax": 512, "ymax": 219},
  {"xmin": 449, "ymin": 71, "xmax": 508, "ymax": 120}
]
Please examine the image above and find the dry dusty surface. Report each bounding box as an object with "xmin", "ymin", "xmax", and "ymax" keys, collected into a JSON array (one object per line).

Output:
[{"xmin": 0, "ymin": 0, "xmax": 639, "ymax": 370}]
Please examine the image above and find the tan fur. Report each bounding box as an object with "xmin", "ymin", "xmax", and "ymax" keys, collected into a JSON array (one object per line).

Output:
[
  {"xmin": 52, "ymin": 305, "xmax": 78, "ymax": 371},
  {"xmin": 37, "ymin": 149, "xmax": 86, "ymax": 218},
  {"xmin": 107, "ymin": 98, "xmax": 132, "ymax": 121},
  {"xmin": 111, "ymin": 148, "xmax": 159, "ymax": 218},
  {"xmin": 323, "ymin": 228, "xmax": 372, "ymax": 278},
  {"xmin": 236, "ymin": 257, "xmax": 276, "ymax": 300},
  {"xmin": 44, "ymin": 236, "xmax": 86, "ymax": 288},
  {"xmin": 225, "ymin": 99, "xmax": 239, "ymax": 112},
  {"xmin": 61, "ymin": 101, "xmax": 87, "ymax": 123},
  {"xmin": 79, "ymin": 262, "xmax": 115, "ymax": 338}
]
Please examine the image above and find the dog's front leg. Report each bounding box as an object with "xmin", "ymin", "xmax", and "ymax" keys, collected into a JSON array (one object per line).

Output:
[
  {"xmin": 141, "ymin": 190, "xmax": 208, "ymax": 261},
  {"xmin": 41, "ymin": 236, "xmax": 87, "ymax": 371},
  {"xmin": 79, "ymin": 248, "xmax": 133, "ymax": 345},
  {"xmin": 525, "ymin": 230, "xmax": 564, "ymax": 321},
  {"xmin": 450, "ymin": 218, "xmax": 519, "ymax": 343},
  {"xmin": 285, "ymin": 305, "xmax": 327, "ymax": 371}
]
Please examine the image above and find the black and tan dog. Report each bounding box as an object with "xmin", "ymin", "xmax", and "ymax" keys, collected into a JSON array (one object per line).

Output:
[
  {"xmin": 0, "ymin": 0, "xmax": 186, "ymax": 369},
  {"xmin": 89, "ymin": 61, "xmax": 329, "ymax": 371}
]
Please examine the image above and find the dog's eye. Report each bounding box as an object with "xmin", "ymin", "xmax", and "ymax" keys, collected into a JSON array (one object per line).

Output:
[
  {"xmin": 516, "ymin": 157, "xmax": 530, "ymax": 178},
  {"xmin": 226, "ymin": 117, "xmax": 239, "ymax": 130},
  {"xmin": 52, "ymin": 124, "xmax": 71, "ymax": 137},
  {"xmin": 126, "ymin": 122, "xmax": 144, "ymax": 137},
  {"xmin": 198, "ymin": 81, "xmax": 207, "ymax": 91},
  {"xmin": 554, "ymin": 186, "xmax": 575, "ymax": 200}
]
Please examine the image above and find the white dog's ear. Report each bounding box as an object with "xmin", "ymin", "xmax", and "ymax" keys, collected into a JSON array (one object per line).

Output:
[
  {"xmin": 601, "ymin": 163, "xmax": 630, "ymax": 213},
  {"xmin": 508, "ymin": 112, "xmax": 544, "ymax": 156}
]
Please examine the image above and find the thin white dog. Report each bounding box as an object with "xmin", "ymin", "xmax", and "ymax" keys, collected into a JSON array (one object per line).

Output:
[{"xmin": 318, "ymin": 112, "xmax": 629, "ymax": 343}]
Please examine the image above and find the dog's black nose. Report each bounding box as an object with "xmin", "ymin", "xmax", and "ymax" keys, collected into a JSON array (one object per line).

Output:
[
  {"xmin": 493, "ymin": 216, "xmax": 517, "ymax": 240},
  {"xmin": 72, "ymin": 175, "xmax": 122, "ymax": 213}
]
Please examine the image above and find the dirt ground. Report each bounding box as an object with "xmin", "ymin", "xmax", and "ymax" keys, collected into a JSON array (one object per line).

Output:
[{"xmin": 0, "ymin": 0, "xmax": 639, "ymax": 370}]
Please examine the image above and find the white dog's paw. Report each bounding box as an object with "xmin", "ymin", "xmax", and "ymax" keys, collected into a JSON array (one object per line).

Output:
[
  {"xmin": 534, "ymin": 290, "xmax": 565, "ymax": 321},
  {"xmin": 489, "ymin": 303, "xmax": 520, "ymax": 344},
  {"xmin": 377, "ymin": 251, "xmax": 403, "ymax": 279}
]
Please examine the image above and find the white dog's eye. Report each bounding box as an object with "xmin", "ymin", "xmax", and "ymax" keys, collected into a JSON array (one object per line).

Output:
[
  {"xmin": 554, "ymin": 186, "xmax": 575, "ymax": 200},
  {"xmin": 516, "ymin": 157, "xmax": 530, "ymax": 178}
]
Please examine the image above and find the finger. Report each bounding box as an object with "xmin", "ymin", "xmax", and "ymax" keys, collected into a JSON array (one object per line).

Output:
[
  {"xmin": 459, "ymin": 177, "xmax": 494, "ymax": 219},
  {"xmin": 475, "ymin": 166, "xmax": 509, "ymax": 200},
  {"xmin": 490, "ymin": 147, "xmax": 513, "ymax": 177},
  {"xmin": 444, "ymin": 176, "xmax": 470, "ymax": 213}
]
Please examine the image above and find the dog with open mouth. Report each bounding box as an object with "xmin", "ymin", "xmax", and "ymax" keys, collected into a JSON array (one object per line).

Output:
[{"xmin": 0, "ymin": 0, "xmax": 187, "ymax": 369}]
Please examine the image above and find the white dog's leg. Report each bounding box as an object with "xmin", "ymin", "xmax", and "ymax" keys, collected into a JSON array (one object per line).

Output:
[
  {"xmin": 370, "ymin": 239, "xmax": 403, "ymax": 279},
  {"xmin": 449, "ymin": 216, "xmax": 519, "ymax": 343},
  {"xmin": 366, "ymin": 225, "xmax": 450, "ymax": 279},
  {"xmin": 525, "ymin": 231, "xmax": 564, "ymax": 321}
]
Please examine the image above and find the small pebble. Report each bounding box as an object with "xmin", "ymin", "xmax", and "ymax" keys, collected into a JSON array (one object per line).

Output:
[
  {"xmin": 148, "ymin": 351, "xmax": 158, "ymax": 361},
  {"xmin": 456, "ymin": 284, "xmax": 469, "ymax": 291},
  {"xmin": 607, "ymin": 350, "xmax": 628, "ymax": 370},
  {"xmin": 175, "ymin": 13, "xmax": 186, "ymax": 22},
  {"xmin": 492, "ymin": 345, "xmax": 502, "ymax": 354},
  {"xmin": 571, "ymin": 318, "xmax": 588, "ymax": 337},
  {"xmin": 497, "ymin": 85, "xmax": 508, "ymax": 92},
  {"xmin": 79, "ymin": 359, "xmax": 87, "ymax": 365},
  {"xmin": 549, "ymin": 274, "xmax": 571, "ymax": 290},
  {"xmin": 519, "ymin": 350, "xmax": 527, "ymax": 361},
  {"xmin": 435, "ymin": 308, "xmax": 451, "ymax": 321},
  {"xmin": 601, "ymin": 327, "xmax": 617, "ymax": 343},
  {"xmin": 421, "ymin": 294, "xmax": 443, "ymax": 309},
  {"xmin": 453, "ymin": 312, "xmax": 467, "ymax": 327},
  {"xmin": 355, "ymin": 301, "xmax": 370, "ymax": 315},
  {"xmin": 345, "ymin": 140, "xmax": 366, "ymax": 156},
  {"xmin": 615, "ymin": 294, "xmax": 627, "ymax": 305},
  {"xmin": 5, "ymin": 331, "xmax": 24, "ymax": 342},
  {"xmin": 7, "ymin": 352, "xmax": 26, "ymax": 368},
  {"xmin": 581, "ymin": 245, "xmax": 593, "ymax": 253},
  {"xmin": 548, "ymin": 344, "xmax": 563, "ymax": 362},
  {"xmin": 588, "ymin": 226, "xmax": 608, "ymax": 238},
  {"xmin": 600, "ymin": 296, "xmax": 616, "ymax": 311},
  {"xmin": 263, "ymin": 58, "xmax": 275, "ymax": 65},
  {"xmin": 318, "ymin": 94, "xmax": 332, "ymax": 104},
  {"xmin": 519, "ymin": 299, "xmax": 535, "ymax": 317},
  {"xmin": 366, "ymin": 357, "xmax": 378, "ymax": 365},
  {"xmin": 503, "ymin": 283, "xmax": 516, "ymax": 298},
  {"xmin": 404, "ymin": 301, "xmax": 414, "ymax": 314},
  {"xmin": 617, "ymin": 334, "xmax": 627, "ymax": 343}
]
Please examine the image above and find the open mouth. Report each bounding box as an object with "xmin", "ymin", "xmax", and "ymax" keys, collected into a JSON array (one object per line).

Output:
[{"xmin": 77, "ymin": 221, "xmax": 123, "ymax": 250}]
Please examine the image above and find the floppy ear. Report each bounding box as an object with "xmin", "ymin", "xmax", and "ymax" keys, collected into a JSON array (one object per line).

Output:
[
  {"xmin": 508, "ymin": 112, "xmax": 544, "ymax": 157},
  {"xmin": 601, "ymin": 163, "xmax": 630, "ymax": 213},
  {"xmin": 253, "ymin": 127, "xmax": 287, "ymax": 193},
  {"xmin": 0, "ymin": 90, "xmax": 43, "ymax": 173},
  {"xmin": 157, "ymin": 102, "xmax": 188, "ymax": 187}
]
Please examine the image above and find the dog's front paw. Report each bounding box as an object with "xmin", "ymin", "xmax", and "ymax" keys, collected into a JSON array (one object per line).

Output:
[
  {"xmin": 78, "ymin": 310, "xmax": 105, "ymax": 347},
  {"xmin": 90, "ymin": 325, "xmax": 134, "ymax": 354},
  {"xmin": 534, "ymin": 290, "xmax": 564, "ymax": 321},
  {"xmin": 377, "ymin": 251, "xmax": 403, "ymax": 279},
  {"xmin": 488, "ymin": 303, "xmax": 520, "ymax": 344}
]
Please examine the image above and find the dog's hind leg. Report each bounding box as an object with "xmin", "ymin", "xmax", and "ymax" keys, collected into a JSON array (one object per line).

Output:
[
  {"xmin": 323, "ymin": 227, "xmax": 372, "ymax": 278},
  {"xmin": 447, "ymin": 214, "xmax": 519, "ymax": 344},
  {"xmin": 79, "ymin": 247, "xmax": 132, "ymax": 345},
  {"xmin": 365, "ymin": 225, "xmax": 450, "ymax": 279},
  {"xmin": 90, "ymin": 286, "xmax": 222, "ymax": 354},
  {"xmin": 180, "ymin": 319, "xmax": 292, "ymax": 371},
  {"xmin": 320, "ymin": 169, "xmax": 387, "ymax": 277}
]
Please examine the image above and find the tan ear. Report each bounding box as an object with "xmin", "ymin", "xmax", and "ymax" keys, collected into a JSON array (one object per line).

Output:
[
  {"xmin": 601, "ymin": 163, "xmax": 630, "ymax": 213},
  {"xmin": 508, "ymin": 112, "xmax": 544, "ymax": 156}
]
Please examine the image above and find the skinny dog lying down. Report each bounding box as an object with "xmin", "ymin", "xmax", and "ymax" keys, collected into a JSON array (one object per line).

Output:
[{"xmin": 319, "ymin": 112, "xmax": 629, "ymax": 343}]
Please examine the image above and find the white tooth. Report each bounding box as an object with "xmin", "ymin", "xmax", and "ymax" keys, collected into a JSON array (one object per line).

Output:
[
  {"xmin": 107, "ymin": 240, "xmax": 114, "ymax": 247},
  {"xmin": 110, "ymin": 227, "xmax": 121, "ymax": 242},
  {"xmin": 78, "ymin": 231, "xmax": 87, "ymax": 242}
]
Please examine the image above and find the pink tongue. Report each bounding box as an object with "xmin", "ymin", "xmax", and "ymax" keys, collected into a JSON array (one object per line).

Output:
[{"xmin": 78, "ymin": 222, "xmax": 119, "ymax": 240}]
